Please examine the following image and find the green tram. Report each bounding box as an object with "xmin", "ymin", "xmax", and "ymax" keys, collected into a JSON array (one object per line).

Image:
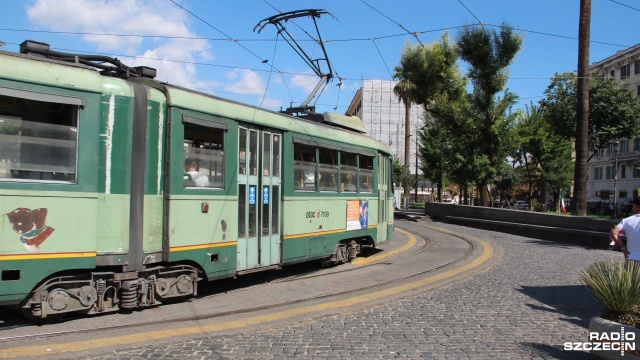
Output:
[{"xmin": 0, "ymin": 41, "xmax": 394, "ymax": 321}]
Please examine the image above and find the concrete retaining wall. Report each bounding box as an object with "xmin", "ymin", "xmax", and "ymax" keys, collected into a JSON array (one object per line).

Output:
[{"xmin": 424, "ymin": 203, "xmax": 615, "ymax": 248}]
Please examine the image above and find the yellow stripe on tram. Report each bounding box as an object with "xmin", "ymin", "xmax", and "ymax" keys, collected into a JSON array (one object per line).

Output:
[{"xmin": 0, "ymin": 252, "xmax": 96, "ymax": 261}]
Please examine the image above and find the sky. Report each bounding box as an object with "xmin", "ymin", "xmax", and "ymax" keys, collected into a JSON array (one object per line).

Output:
[{"xmin": 0, "ymin": 0, "xmax": 637, "ymax": 116}]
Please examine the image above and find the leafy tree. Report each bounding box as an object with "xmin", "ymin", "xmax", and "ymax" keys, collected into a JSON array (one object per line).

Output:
[
  {"xmin": 515, "ymin": 103, "xmax": 573, "ymax": 211},
  {"xmin": 494, "ymin": 162, "xmax": 520, "ymax": 208},
  {"xmin": 394, "ymin": 32, "xmax": 462, "ymax": 202},
  {"xmin": 456, "ymin": 23, "xmax": 523, "ymax": 206},
  {"xmin": 541, "ymin": 72, "xmax": 640, "ymax": 158},
  {"xmin": 394, "ymin": 32, "xmax": 462, "ymax": 109},
  {"xmin": 392, "ymin": 156, "xmax": 413, "ymax": 198},
  {"xmin": 419, "ymin": 115, "xmax": 449, "ymax": 202}
]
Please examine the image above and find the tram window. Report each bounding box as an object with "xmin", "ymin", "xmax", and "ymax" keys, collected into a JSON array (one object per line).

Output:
[
  {"xmin": 272, "ymin": 186, "xmax": 280, "ymax": 234},
  {"xmin": 183, "ymin": 122, "xmax": 224, "ymax": 189},
  {"xmin": 263, "ymin": 133, "xmax": 271, "ymax": 176},
  {"xmin": 249, "ymin": 130, "xmax": 258, "ymax": 176},
  {"xmin": 294, "ymin": 143, "xmax": 316, "ymax": 191},
  {"xmin": 238, "ymin": 184, "xmax": 246, "ymax": 238},
  {"xmin": 239, "ymin": 128, "xmax": 247, "ymax": 175},
  {"xmin": 0, "ymin": 94, "xmax": 78, "ymax": 183},
  {"xmin": 272, "ymin": 135, "xmax": 280, "ymax": 178},
  {"xmin": 359, "ymin": 155, "xmax": 374, "ymax": 193},
  {"xmin": 318, "ymin": 147, "xmax": 338, "ymax": 192},
  {"xmin": 340, "ymin": 151, "xmax": 357, "ymax": 193}
]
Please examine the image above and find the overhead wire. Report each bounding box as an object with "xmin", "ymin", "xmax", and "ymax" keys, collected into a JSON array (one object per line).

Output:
[
  {"xmin": 609, "ymin": 0, "xmax": 640, "ymax": 12},
  {"xmin": 371, "ymin": 39, "xmax": 394, "ymax": 78},
  {"xmin": 260, "ymin": 32, "xmax": 282, "ymax": 108},
  {"xmin": 359, "ymin": 0, "xmax": 423, "ymax": 46},
  {"xmin": 259, "ymin": 0, "xmax": 343, "ymax": 108},
  {"xmin": 167, "ymin": 0, "xmax": 275, "ymax": 68},
  {"xmin": 456, "ymin": 0, "xmax": 484, "ymax": 26},
  {"xmin": 2, "ymin": 1, "xmax": 634, "ymax": 113}
]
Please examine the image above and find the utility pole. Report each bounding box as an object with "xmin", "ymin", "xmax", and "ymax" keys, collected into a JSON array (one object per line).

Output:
[
  {"xmin": 573, "ymin": 0, "xmax": 591, "ymax": 216},
  {"xmin": 414, "ymin": 129, "xmax": 419, "ymax": 203},
  {"xmin": 404, "ymin": 100, "xmax": 411, "ymax": 200}
]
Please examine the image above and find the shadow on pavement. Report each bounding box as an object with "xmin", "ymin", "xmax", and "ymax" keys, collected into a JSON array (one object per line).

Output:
[
  {"xmin": 523, "ymin": 239, "xmax": 601, "ymax": 251},
  {"xmin": 520, "ymin": 342, "xmax": 592, "ymax": 359},
  {"xmin": 517, "ymin": 285, "xmax": 605, "ymax": 328}
]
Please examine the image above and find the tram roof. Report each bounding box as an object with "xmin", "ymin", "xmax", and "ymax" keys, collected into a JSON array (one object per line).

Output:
[
  {"xmin": 137, "ymin": 79, "xmax": 392, "ymax": 156},
  {"xmin": 0, "ymin": 48, "xmax": 391, "ymax": 156}
]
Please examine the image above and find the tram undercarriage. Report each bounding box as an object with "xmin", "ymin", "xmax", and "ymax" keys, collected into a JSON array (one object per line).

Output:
[{"xmin": 21, "ymin": 265, "xmax": 200, "ymax": 321}]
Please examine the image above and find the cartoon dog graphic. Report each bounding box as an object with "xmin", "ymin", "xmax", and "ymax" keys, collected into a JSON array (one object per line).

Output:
[{"xmin": 5, "ymin": 208, "xmax": 55, "ymax": 252}]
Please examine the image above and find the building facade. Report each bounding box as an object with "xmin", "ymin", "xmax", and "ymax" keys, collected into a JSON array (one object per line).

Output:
[
  {"xmin": 588, "ymin": 43, "xmax": 640, "ymax": 215},
  {"xmin": 345, "ymin": 79, "xmax": 422, "ymax": 175}
]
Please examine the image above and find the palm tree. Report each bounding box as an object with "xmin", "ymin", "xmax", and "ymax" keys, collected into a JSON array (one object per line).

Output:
[
  {"xmin": 574, "ymin": 0, "xmax": 591, "ymax": 216},
  {"xmin": 393, "ymin": 77, "xmax": 415, "ymax": 199}
]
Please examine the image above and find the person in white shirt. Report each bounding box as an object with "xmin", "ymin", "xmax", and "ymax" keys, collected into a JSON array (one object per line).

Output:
[
  {"xmin": 184, "ymin": 158, "xmax": 209, "ymax": 187},
  {"xmin": 611, "ymin": 197, "xmax": 640, "ymax": 261}
]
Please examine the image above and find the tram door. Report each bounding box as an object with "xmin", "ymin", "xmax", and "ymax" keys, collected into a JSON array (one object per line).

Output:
[
  {"xmin": 237, "ymin": 127, "xmax": 281, "ymax": 271},
  {"xmin": 377, "ymin": 155, "xmax": 389, "ymax": 243}
]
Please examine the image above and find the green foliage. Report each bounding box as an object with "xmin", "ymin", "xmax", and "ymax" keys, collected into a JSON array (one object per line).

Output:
[
  {"xmin": 540, "ymin": 72, "xmax": 640, "ymax": 153},
  {"xmin": 456, "ymin": 23, "xmax": 523, "ymax": 205},
  {"xmin": 513, "ymin": 102, "xmax": 573, "ymax": 203},
  {"xmin": 393, "ymin": 32, "xmax": 462, "ymax": 107},
  {"xmin": 392, "ymin": 156, "xmax": 414, "ymax": 192},
  {"xmin": 580, "ymin": 260, "xmax": 640, "ymax": 326}
]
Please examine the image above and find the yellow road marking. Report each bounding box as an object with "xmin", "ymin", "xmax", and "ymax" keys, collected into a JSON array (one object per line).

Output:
[
  {"xmin": 351, "ymin": 227, "xmax": 416, "ymax": 265},
  {"xmin": 0, "ymin": 227, "xmax": 493, "ymax": 359}
]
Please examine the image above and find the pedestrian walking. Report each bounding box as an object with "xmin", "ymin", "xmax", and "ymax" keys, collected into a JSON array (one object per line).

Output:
[
  {"xmin": 608, "ymin": 212, "xmax": 625, "ymax": 251},
  {"xmin": 610, "ymin": 197, "xmax": 640, "ymax": 260}
]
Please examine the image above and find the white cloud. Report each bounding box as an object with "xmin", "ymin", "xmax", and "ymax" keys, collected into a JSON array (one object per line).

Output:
[
  {"xmin": 290, "ymin": 72, "xmax": 319, "ymax": 93},
  {"xmin": 26, "ymin": 0, "xmax": 213, "ymax": 89},
  {"xmin": 224, "ymin": 69, "xmax": 265, "ymax": 95},
  {"xmin": 259, "ymin": 97, "xmax": 283, "ymax": 110}
]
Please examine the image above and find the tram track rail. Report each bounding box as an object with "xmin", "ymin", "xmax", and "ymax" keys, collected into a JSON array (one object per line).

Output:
[{"xmin": 0, "ymin": 222, "xmax": 476, "ymax": 345}]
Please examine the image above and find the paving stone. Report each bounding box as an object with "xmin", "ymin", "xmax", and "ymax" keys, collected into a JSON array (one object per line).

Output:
[{"xmin": 78, "ymin": 219, "xmax": 615, "ymax": 360}]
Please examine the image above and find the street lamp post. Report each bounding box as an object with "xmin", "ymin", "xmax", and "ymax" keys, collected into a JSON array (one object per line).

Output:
[
  {"xmin": 414, "ymin": 131, "xmax": 419, "ymax": 203},
  {"xmin": 612, "ymin": 139, "xmax": 620, "ymax": 219}
]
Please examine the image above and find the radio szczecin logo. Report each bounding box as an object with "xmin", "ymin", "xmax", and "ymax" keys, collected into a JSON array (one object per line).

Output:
[{"xmin": 564, "ymin": 328, "xmax": 635, "ymax": 355}]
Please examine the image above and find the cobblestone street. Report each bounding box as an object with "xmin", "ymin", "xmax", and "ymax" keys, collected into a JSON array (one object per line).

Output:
[{"xmin": 78, "ymin": 219, "xmax": 614, "ymax": 359}]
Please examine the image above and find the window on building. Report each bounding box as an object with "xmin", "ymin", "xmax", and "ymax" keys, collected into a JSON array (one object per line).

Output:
[
  {"xmin": 633, "ymin": 163, "xmax": 640, "ymax": 178},
  {"xmin": 610, "ymin": 69, "xmax": 615, "ymax": 78},
  {"xmin": 635, "ymin": 138, "xmax": 640, "ymax": 151},
  {"xmin": 183, "ymin": 119, "xmax": 225, "ymax": 189},
  {"xmin": 595, "ymin": 167, "xmax": 603, "ymax": 180},
  {"xmin": 620, "ymin": 191, "xmax": 628, "ymax": 199},
  {"xmin": 621, "ymin": 63, "xmax": 631, "ymax": 79},
  {"xmin": 595, "ymin": 149, "xmax": 602, "ymax": 158},
  {"xmin": 621, "ymin": 164, "xmax": 627, "ymax": 179},
  {"xmin": 0, "ymin": 93, "xmax": 79, "ymax": 183},
  {"xmin": 620, "ymin": 140, "xmax": 628, "ymax": 153},
  {"xmin": 606, "ymin": 166, "xmax": 614, "ymax": 180},
  {"xmin": 636, "ymin": 60, "xmax": 640, "ymax": 74}
]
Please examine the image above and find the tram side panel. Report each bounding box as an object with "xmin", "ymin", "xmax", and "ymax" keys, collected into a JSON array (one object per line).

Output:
[
  {"xmin": 281, "ymin": 197, "xmax": 378, "ymax": 264},
  {"xmin": 0, "ymin": 56, "xmax": 109, "ymax": 306},
  {"xmin": 162, "ymin": 98, "xmax": 238, "ymax": 282},
  {"xmin": 95, "ymin": 82, "xmax": 166, "ymax": 264},
  {"xmin": 280, "ymin": 134, "xmax": 380, "ymax": 264}
]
